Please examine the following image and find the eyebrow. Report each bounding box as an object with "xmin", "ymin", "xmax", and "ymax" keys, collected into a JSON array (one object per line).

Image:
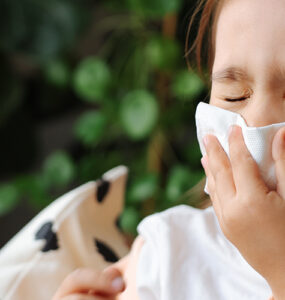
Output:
[
  {"xmin": 211, "ymin": 67, "xmax": 249, "ymax": 83},
  {"xmin": 211, "ymin": 65, "xmax": 285, "ymax": 86}
]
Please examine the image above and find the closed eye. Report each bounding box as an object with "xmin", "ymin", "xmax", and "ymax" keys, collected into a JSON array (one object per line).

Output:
[{"xmin": 224, "ymin": 96, "xmax": 248, "ymax": 102}]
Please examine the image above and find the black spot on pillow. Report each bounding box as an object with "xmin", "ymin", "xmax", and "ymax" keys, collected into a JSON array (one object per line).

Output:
[
  {"xmin": 94, "ymin": 238, "xmax": 119, "ymax": 262},
  {"xmin": 96, "ymin": 178, "xmax": 110, "ymax": 203},
  {"xmin": 35, "ymin": 221, "xmax": 59, "ymax": 252}
]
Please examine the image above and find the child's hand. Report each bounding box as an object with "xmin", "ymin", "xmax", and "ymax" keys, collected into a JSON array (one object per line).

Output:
[
  {"xmin": 201, "ymin": 125, "xmax": 285, "ymax": 299},
  {"xmin": 52, "ymin": 265, "xmax": 125, "ymax": 300}
]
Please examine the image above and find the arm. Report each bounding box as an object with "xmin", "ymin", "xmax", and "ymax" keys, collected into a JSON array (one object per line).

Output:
[{"xmin": 267, "ymin": 282, "xmax": 285, "ymax": 300}]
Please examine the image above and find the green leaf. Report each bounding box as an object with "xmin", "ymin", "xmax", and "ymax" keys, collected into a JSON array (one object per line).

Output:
[
  {"xmin": 172, "ymin": 71, "xmax": 204, "ymax": 101},
  {"xmin": 183, "ymin": 140, "xmax": 203, "ymax": 168},
  {"xmin": 103, "ymin": 1, "xmax": 129, "ymax": 11},
  {"xmin": 119, "ymin": 206, "xmax": 140, "ymax": 235},
  {"xmin": 74, "ymin": 111, "xmax": 108, "ymax": 146},
  {"xmin": 119, "ymin": 90, "xmax": 159, "ymax": 140},
  {"xmin": 1, "ymin": 1, "xmax": 83, "ymax": 60},
  {"xmin": 0, "ymin": 183, "xmax": 20, "ymax": 216},
  {"xmin": 77, "ymin": 151, "xmax": 123, "ymax": 183},
  {"xmin": 166, "ymin": 165, "xmax": 204, "ymax": 203},
  {"xmin": 43, "ymin": 151, "xmax": 75, "ymax": 188},
  {"xmin": 73, "ymin": 57, "xmax": 111, "ymax": 103},
  {"xmin": 127, "ymin": 173, "xmax": 158, "ymax": 203},
  {"xmin": 15, "ymin": 175, "xmax": 50, "ymax": 210},
  {"xmin": 0, "ymin": 64, "xmax": 23, "ymax": 128},
  {"xmin": 126, "ymin": 0, "xmax": 183, "ymax": 18},
  {"xmin": 43, "ymin": 59, "xmax": 70, "ymax": 87},
  {"xmin": 145, "ymin": 36, "xmax": 181, "ymax": 70}
]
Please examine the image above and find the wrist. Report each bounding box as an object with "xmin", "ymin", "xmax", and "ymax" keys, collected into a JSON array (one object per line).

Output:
[
  {"xmin": 268, "ymin": 282, "xmax": 285, "ymax": 300},
  {"xmin": 271, "ymin": 293, "xmax": 285, "ymax": 300},
  {"xmin": 270, "ymin": 296, "xmax": 285, "ymax": 300},
  {"xmin": 265, "ymin": 270, "xmax": 285, "ymax": 300}
]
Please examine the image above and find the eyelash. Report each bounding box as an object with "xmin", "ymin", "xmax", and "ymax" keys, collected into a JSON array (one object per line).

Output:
[{"xmin": 224, "ymin": 96, "xmax": 248, "ymax": 102}]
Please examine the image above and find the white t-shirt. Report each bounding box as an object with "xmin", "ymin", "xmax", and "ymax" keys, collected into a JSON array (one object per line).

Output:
[{"xmin": 136, "ymin": 205, "xmax": 273, "ymax": 300}]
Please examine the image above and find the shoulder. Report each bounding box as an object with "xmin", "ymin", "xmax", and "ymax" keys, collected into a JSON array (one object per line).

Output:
[
  {"xmin": 137, "ymin": 204, "xmax": 217, "ymax": 241},
  {"xmin": 115, "ymin": 205, "xmax": 218, "ymax": 300},
  {"xmin": 135, "ymin": 205, "xmax": 219, "ymax": 299},
  {"xmin": 139, "ymin": 204, "xmax": 213, "ymax": 224}
]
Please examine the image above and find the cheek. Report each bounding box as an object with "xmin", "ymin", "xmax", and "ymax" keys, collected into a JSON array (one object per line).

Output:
[
  {"xmin": 209, "ymin": 89, "xmax": 217, "ymax": 105},
  {"xmin": 209, "ymin": 92, "xmax": 223, "ymax": 108}
]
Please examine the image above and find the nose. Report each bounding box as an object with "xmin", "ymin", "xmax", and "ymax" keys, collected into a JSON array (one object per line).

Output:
[{"xmin": 242, "ymin": 94, "xmax": 285, "ymax": 127}]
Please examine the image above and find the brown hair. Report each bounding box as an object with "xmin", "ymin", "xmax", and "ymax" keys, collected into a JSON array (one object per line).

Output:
[
  {"xmin": 185, "ymin": 0, "xmax": 224, "ymax": 86},
  {"xmin": 182, "ymin": 0, "xmax": 224, "ymax": 209}
]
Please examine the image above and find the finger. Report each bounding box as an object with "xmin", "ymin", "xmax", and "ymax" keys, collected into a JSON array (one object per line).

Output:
[
  {"xmin": 203, "ymin": 134, "xmax": 236, "ymax": 201},
  {"xmin": 272, "ymin": 126, "xmax": 285, "ymax": 198},
  {"xmin": 201, "ymin": 155, "xmax": 222, "ymax": 220},
  {"xmin": 102, "ymin": 264, "xmax": 124, "ymax": 279},
  {"xmin": 201, "ymin": 155, "xmax": 215, "ymax": 195},
  {"xmin": 201, "ymin": 155, "xmax": 216, "ymax": 196},
  {"xmin": 63, "ymin": 294, "xmax": 115, "ymax": 300},
  {"xmin": 102, "ymin": 266, "xmax": 125, "ymax": 292},
  {"xmin": 62, "ymin": 294, "xmax": 96, "ymax": 300},
  {"xmin": 228, "ymin": 125, "xmax": 269, "ymax": 197},
  {"xmin": 53, "ymin": 268, "xmax": 125, "ymax": 298}
]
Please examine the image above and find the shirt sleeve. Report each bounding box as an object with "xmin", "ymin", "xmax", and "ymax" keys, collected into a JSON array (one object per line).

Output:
[{"xmin": 136, "ymin": 214, "xmax": 161, "ymax": 300}]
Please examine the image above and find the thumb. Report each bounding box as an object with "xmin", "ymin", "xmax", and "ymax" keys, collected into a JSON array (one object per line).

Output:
[
  {"xmin": 102, "ymin": 265, "xmax": 125, "ymax": 293},
  {"xmin": 272, "ymin": 127, "xmax": 285, "ymax": 197}
]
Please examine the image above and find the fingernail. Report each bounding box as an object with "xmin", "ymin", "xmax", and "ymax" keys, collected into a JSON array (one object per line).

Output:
[
  {"xmin": 111, "ymin": 276, "xmax": 124, "ymax": 291},
  {"xmin": 273, "ymin": 128, "xmax": 285, "ymax": 159},
  {"xmin": 201, "ymin": 157, "xmax": 204, "ymax": 169},
  {"xmin": 229, "ymin": 125, "xmax": 238, "ymax": 136},
  {"xmin": 201, "ymin": 156, "xmax": 207, "ymax": 169},
  {"xmin": 229, "ymin": 125, "xmax": 241, "ymax": 136},
  {"xmin": 203, "ymin": 135, "xmax": 210, "ymax": 147},
  {"xmin": 229, "ymin": 125, "xmax": 234, "ymax": 136}
]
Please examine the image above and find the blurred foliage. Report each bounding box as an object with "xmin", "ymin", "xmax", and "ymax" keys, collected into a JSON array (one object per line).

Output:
[{"xmin": 0, "ymin": 0, "xmax": 209, "ymax": 237}]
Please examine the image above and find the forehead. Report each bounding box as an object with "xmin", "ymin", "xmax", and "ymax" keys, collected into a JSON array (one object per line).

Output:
[{"xmin": 213, "ymin": 0, "xmax": 285, "ymax": 73}]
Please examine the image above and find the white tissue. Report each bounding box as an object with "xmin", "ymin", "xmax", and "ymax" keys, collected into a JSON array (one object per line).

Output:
[{"xmin": 195, "ymin": 102, "xmax": 285, "ymax": 194}]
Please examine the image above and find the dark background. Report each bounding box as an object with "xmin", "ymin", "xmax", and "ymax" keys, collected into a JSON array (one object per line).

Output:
[{"xmin": 0, "ymin": 0, "xmax": 209, "ymax": 248}]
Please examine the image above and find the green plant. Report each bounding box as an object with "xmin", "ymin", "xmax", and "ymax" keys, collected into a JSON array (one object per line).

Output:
[{"xmin": 0, "ymin": 0, "xmax": 208, "ymax": 238}]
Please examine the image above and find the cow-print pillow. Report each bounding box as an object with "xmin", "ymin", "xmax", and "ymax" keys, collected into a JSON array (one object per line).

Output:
[{"xmin": 0, "ymin": 165, "xmax": 130, "ymax": 300}]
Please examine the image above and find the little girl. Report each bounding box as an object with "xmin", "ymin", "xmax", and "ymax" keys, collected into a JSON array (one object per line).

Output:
[{"xmin": 53, "ymin": 0, "xmax": 285, "ymax": 299}]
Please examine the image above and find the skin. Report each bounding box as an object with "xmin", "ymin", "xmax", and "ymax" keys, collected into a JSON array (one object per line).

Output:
[
  {"xmin": 203, "ymin": 0, "xmax": 285, "ymax": 299},
  {"xmin": 53, "ymin": 0, "xmax": 285, "ymax": 299},
  {"xmin": 51, "ymin": 265, "xmax": 126, "ymax": 300},
  {"xmin": 52, "ymin": 236, "xmax": 144, "ymax": 300}
]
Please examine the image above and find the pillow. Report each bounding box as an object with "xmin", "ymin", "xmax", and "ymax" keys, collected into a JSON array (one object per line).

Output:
[{"xmin": 0, "ymin": 165, "xmax": 130, "ymax": 300}]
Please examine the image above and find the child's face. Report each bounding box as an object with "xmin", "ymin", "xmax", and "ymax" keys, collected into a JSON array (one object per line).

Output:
[{"xmin": 210, "ymin": 0, "xmax": 285, "ymax": 127}]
